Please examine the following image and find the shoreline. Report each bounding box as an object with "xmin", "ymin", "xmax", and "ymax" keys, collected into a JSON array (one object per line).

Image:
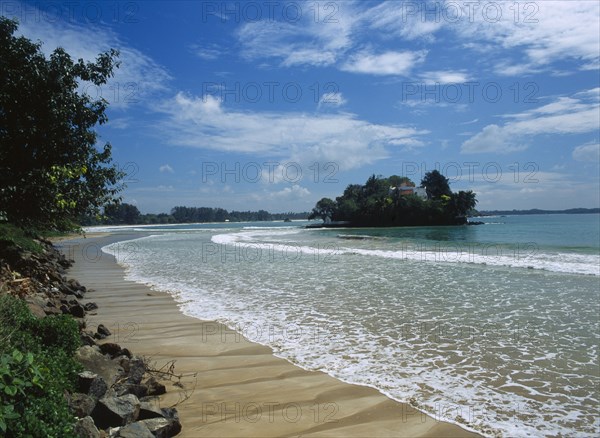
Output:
[{"xmin": 58, "ymin": 233, "xmax": 482, "ymax": 437}]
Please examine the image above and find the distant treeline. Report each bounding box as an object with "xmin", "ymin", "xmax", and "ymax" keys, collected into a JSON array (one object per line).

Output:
[
  {"xmin": 81, "ymin": 204, "xmax": 309, "ymax": 225},
  {"xmin": 477, "ymin": 208, "xmax": 600, "ymax": 216}
]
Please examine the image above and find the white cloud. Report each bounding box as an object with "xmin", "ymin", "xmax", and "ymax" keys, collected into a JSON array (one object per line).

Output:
[
  {"xmin": 234, "ymin": 1, "xmax": 599, "ymax": 77},
  {"xmin": 361, "ymin": 1, "xmax": 444, "ymax": 41},
  {"xmin": 469, "ymin": 169, "xmax": 600, "ymax": 210},
  {"xmin": 156, "ymin": 92, "xmax": 427, "ymax": 171},
  {"xmin": 573, "ymin": 142, "xmax": 600, "ymax": 163},
  {"xmin": 420, "ymin": 70, "xmax": 471, "ymax": 84},
  {"xmin": 461, "ymin": 124, "xmax": 528, "ymax": 154},
  {"xmin": 341, "ymin": 50, "xmax": 427, "ymax": 76},
  {"xmin": 10, "ymin": 8, "xmax": 171, "ymax": 108},
  {"xmin": 454, "ymin": 1, "xmax": 600, "ymax": 75},
  {"xmin": 189, "ymin": 43, "xmax": 225, "ymax": 60},
  {"xmin": 109, "ymin": 118, "xmax": 130, "ymax": 129},
  {"xmin": 159, "ymin": 164, "xmax": 174, "ymax": 173},
  {"xmin": 237, "ymin": 13, "xmax": 355, "ymax": 67},
  {"xmin": 318, "ymin": 92, "xmax": 347, "ymax": 108},
  {"xmin": 269, "ymin": 185, "xmax": 311, "ymax": 200},
  {"xmin": 462, "ymin": 89, "xmax": 600, "ymax": 154}
]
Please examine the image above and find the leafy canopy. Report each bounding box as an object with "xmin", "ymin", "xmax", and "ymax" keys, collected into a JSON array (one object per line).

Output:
[
  {"xmin": 310, "ymin": 172, "xmax": 477, "ymax": 226},
  {"xmin": 0, "ymin": 17, "xmax": 124, "ymax": 231},
  {"xmin": 420, "ymin": 169, "xmax": 451, "ymax": 200}
]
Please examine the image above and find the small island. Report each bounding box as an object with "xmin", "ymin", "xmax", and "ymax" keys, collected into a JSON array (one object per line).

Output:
[{"xmin": 308, "ymin": 170, "xmax": 477, "ymax": 227}]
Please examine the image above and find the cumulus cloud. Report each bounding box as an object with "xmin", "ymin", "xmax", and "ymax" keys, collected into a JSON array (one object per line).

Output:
[
  {"xmin": 269, "ymin": 185, "xmax": 311, "ymax": 200},
  {"xmin": 341, "ymin": 50, "xmax": 427, "ymax": 76},
  {"xmin": 156, "ymin": 92, "xmax": 427, "ymax": 171},
  {"xmin": 318, "ymin": 92, "xmax": 347, "ymax": 109},
  {"xmin": 159, "ymin": 164, "xmax": 174, "ymax": 173},
  {"xmin": 462, "ymin": 89, "xmax": 600, "ymax": 154},
  {"xmin": 420, "ymin": 70, "xmax": 472, "ymax": 84}
]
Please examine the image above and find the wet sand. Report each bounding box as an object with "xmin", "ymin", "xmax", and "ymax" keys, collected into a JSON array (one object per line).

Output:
[{"xmin": 59, "ymin": 234, "xmax": 480, "ymax": 437}]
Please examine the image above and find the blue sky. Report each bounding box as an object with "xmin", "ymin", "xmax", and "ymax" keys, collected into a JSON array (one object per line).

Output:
[{"xmin": 6, "ymin": 0, "xmax": 600, "ymax": 213}]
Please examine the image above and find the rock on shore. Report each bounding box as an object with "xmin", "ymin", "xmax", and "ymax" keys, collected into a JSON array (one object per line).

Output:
[{"xmin": 0, "ymin": 237, "xmax": 182, "ymax": 437}]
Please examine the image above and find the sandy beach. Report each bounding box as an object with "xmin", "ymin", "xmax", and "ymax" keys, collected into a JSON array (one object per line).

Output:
[{"xmin": 59, "ymin": 233, "xmax": 480, "ymax": 438}]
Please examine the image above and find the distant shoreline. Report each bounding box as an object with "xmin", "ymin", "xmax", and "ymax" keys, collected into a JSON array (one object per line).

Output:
[{"xmin": 476, "ymin": 208, "xmax": 600, "ymax": 216}]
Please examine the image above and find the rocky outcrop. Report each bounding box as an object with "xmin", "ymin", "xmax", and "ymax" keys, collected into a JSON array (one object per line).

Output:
[{"xmin": 0, "ymin": 238, "xmax": 182, "ymax": 437}]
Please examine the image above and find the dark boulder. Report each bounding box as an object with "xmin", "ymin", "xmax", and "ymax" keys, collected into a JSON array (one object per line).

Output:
[
  {"xmin": 140, "ymin": 416, "xmax": 182, "ymax": 438},
  {"xmin": 68, "ymin": 393, "xmax": 96, "ymax": 418},
  {"xmin": 75, "ymin": 346, "xmax": 123, "ymax": 387},
  {"xmin": 96, "ymin": 324, "xmax": 112, "ymax": 338},
  {"xmin": 117, "ymin": 421, "xmax": 154, "ymax": 438},
  {"xmin": 115, "ymin": 383, "xmax": 148, "ymax": 399},
  {"xmin": 73, "ymin": 416, "xmax": 100, "ymax": 438},
  {"xmin": 100, "ymin": 342, "xmax": 124, "ymax": 358},
  {"xmin": 127, "ymin": 357, "xmax": 146, "ymax": 385},
  {"xmin": 91, "ymin": 393, "xmax": 141, "ymax": 429},
  {"xmin": 70, "ymin": 303, "xmax": 86, "ymax": 318},
  {"xmin": 137, "ymin": 399, "xmax": 164, "ymax": 421},
  {"xmin": 84, "ymin": 302, "xmax": 98, "ymax": 311}
]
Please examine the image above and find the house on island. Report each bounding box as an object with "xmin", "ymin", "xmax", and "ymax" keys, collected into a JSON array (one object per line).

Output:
[{"xmin": 389, "ymin": 185, "xmax": 428, "ymax": 199}]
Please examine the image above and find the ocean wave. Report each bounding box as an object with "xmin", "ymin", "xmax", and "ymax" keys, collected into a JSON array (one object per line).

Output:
[
  {"xmin": 211, "ymin": 231, "xmax": 600, "ymax": 276},
  {"xmin": 101, "ymin": 231, "xmax": 600, "ymax": 438}
]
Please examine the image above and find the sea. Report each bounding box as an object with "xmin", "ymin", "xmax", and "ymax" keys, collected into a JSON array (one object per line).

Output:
[{"xmin": 93, "ymin": 214, "xmax": 600, "ymax": 437}]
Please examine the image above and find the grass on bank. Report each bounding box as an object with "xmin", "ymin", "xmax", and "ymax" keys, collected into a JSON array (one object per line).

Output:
[
  {"xmin": 0, "ymin": 223, "xmax": 44, "ymax": 253},
  {"xmin": 0, "ymin": 222, "xmax": 77, "ymax": 254},
  {"xmin": 0, "ymin": 295, "xmax": 82, "ymax": 437}
]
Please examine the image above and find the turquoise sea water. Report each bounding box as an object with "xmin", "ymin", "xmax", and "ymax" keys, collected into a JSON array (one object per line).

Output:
[{"xmin": 97, "ymin": 214, "xmax": 600, "ymax": 437}]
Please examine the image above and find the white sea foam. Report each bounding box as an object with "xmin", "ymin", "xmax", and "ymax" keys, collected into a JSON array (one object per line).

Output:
[
  {"xmin": 211, "ymin": 230, "xmax": 600, "ymax": 276},
  {"xmin": 103, "ymin": 226, "xmax": 600, "ymax": 438}
]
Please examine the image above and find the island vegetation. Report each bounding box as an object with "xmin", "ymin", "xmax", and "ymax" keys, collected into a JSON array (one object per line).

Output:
[{"xmin": 308, "ymin": 171, "xmax": 477, "ymax": 227}]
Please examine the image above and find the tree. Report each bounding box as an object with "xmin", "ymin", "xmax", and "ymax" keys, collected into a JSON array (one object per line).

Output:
[
  {"xmin": 388, "ymin": 175, "xmax": 414, "ymax": 187},
  {"xmin": 309, "ymin": 173, "xmax": 477, "ymax": 227},
  {"xmin": 0, "ymin": 17, "xmax": 124, "ymax": 231},
  {"xmin": 449, "ymin": 190, "xmax": 478, "ymax": 218},
  {"xmin": 421, "ymin": 170, "xmax": 451, "ymax": 200},
  {"xmin": 104, "ymin": 203, "xmax": 141, "ymax": 224},
  {"xmin": 308, "ymin": 198, "xmax": 336, "ymax": 221}
]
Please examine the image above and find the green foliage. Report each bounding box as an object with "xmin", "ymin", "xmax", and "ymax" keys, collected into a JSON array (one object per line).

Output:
[
  {"xmin": 103, "ymin": 202, "xmax": 142, "ymax": 225},
  {"xmin": 308, "ymin": 198, "xmax": 336, "ymax": 221},
  {"xmin": 0, "ymin": 17, "xmax": 125, "ymax": 232},
  {"xmin": 310, "ymin": 172, "xmax": 477, "ymax": 227},
  {"xmin": 0, "ymin": 295, "xmax": 81, "ymax": 437},
  {"xmin": 0, "ymin": 223, "xmax": 44, "ymax": 253},
  {"xmin": 420, "ymin": 169, "xmax": 451, "ymax": 200},
  {"xmin": 81, "ymin": 204, "xmax": 309, "ymax": 225}
]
